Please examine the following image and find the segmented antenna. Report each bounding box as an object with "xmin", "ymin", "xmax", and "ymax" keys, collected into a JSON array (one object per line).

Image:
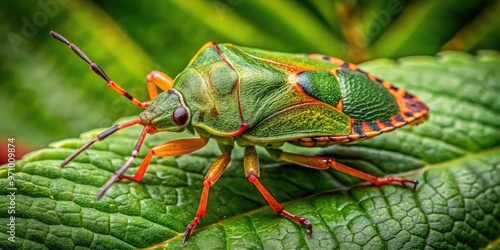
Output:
[
  {"xmin": 60, "ymin": 118, "xmax": 142, "ymax": 168},
  {"xmin": 51, "ymin": 31, "xmax": 153, "ymax": 199},
  {"xmin": 49, "ymin": 31, "xmax": 148, "ymax": 108}
]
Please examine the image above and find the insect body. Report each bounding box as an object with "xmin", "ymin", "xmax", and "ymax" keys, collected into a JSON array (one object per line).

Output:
[{"xmin": 50, "ymin": 31, "xmax": 429, "ymax": 243}]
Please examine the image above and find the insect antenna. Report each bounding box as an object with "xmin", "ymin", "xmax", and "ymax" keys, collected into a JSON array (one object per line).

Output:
[
  {"xmin": 49, "ymin": 31, "xmax": 149, "ymax": 108},
  {"xmin": 60, "ymin": 118, "xmax": 142, "ymax": 167}
]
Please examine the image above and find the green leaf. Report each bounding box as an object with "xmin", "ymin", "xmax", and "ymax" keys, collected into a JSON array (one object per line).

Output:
[
  {"xmin": 1, "ymin": 51, "xmax": 499, "ymax": 249},
  {"xmin": 1, "ymin": 0, "xmax": 499, "ymax": 152}
]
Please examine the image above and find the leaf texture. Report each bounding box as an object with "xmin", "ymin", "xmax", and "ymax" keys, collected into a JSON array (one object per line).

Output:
[{"xmin": 1, "ymin": 51, "xmax": 499, "ymax": 249}]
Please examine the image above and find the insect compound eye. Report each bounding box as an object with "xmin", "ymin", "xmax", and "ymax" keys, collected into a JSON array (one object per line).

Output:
[{"xmin": 172, "ymin": 106, "xmax": 189, "ymax": 126}]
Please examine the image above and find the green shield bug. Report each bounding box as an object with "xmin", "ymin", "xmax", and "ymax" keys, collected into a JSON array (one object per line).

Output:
[{"xmin": 50, "ymin": 31, "xmax": 429, "ymax": 243}]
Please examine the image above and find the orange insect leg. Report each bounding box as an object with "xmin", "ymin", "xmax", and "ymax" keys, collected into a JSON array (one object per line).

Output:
[
  {"xmin": 120, "ymin": 137, "xmax": 208, "ymax": 182},
  {"xmin": 274, "ymin": 150, "xmax": 418, "ymax": 190},
  {"xmin": 146, "ymin": 70, "xmax": 174, "ymax": 100},
  {"xmin": 245, "ymin": 147, "xmax": 312, "ymax": 236},
  {"xmin": 183, "ymin": 150, "xmax": 232, "ymax": 243}
]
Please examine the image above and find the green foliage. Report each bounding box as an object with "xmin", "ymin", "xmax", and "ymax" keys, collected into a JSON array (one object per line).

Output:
[
  {"xmin": 0, "ymin": 0, "xmax": 499, "ymax": 151},
  {"xmin": 1, "ymin": 1, "xmax": 499, "ymax": 249},
  {"xmin": 1, "ymin": 51, "xmax": 499, "ymax": 249}
]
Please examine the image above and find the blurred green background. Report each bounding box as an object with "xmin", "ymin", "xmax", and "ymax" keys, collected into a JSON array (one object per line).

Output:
[{"xmin": 1, "ymin": 0, "xmax": 499, "ymax": 163}]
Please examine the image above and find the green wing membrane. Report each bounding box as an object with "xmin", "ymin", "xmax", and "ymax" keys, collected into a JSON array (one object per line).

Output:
[{"xmin": 243, "ymin": 101, "xmax": 350, "ymax": 142}]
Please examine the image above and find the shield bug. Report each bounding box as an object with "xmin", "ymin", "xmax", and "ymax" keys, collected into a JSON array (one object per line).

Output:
[{"xmin": 50, "ymin": 31, "xmax": 429, "ymax": 243}]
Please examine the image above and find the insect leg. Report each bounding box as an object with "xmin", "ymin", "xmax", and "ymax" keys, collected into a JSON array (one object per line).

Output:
[
  {"xmin": 96, "ymin": 125, "xmax": 156, "ymax": 199},
  {"xmin": 244, "ymin": 147, "xmax": 313, "ymax": 236},
  {"xmin": 146, "ymin": 70, "xmax": 174, "ymax": 100},
  {"xmin": 50, "ymin": 31, "xmax": 150, "ymax": 108},
  {"xmin": 120, "ymin": 137, "xmax": 209, "ymax": 182},
  {"xmin": 183, "ymin": 150, "xmax": 232, "ymax": 243},
  {"xmin": 98, "ymin": 137, "xmax": 207, "ymax": 200},
  {"xmin": 268, "ymin": 149, "xmax": 418, "ymax": 190}
]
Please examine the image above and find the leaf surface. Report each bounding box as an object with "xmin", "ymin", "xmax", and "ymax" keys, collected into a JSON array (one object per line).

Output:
[{"xmin": 1, "ymin": 51, "xmax": 499, "ymax": 249}]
